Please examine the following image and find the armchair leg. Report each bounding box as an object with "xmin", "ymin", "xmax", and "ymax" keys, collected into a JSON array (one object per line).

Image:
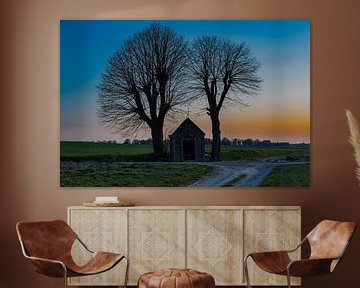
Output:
[
  {"xmin": 62, "ymin": 264, "xmax": 68, "ymax": 288},
  {"xmin": 123, "ymin": 255, "xmax": 130, "ymax": 288},
  {"xmin": 244, "ymin": 255, "xmax": 252, "ymax": 288},
  {"xmin": 286, "ymin": 269, "xmax": 291, "ymax": 288}
]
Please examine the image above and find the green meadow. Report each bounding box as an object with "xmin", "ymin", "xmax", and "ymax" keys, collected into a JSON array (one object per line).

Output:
[
  {"xmin": 261, "ymin": 163, "xmax": 310, "ymax": 187},
  {"xmin": 60, "ymin": 141, "xmax": 310, "ymax": 187},
  {"xmin": 61, "ymin": 141, "xmax": 154, "ymax": 161},
  {"xmin": 219, "ymin": 146, "xmax": 309, "ymax": 161},
  {"xmin": 61, "ymin": 163, "xmax": 213, "ymax": 187},
  {"xmin": 61, "ymin": 141, "xmax": 309, "ymax": 161}
]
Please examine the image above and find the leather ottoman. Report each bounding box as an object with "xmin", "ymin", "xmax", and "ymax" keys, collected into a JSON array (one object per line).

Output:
[{"xmin": 138, "ymin": 268, "xmax": 215, "ymax": 288}]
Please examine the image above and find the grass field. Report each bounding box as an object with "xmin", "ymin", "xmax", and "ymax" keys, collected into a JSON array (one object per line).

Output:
[
  {"xmin": 61, "ymin": 141, "xmax": 154, "ymax": 161},
  {"xmin": 61, "ymin": 141, "xmax": 310, "ymax": 161},
  {"xmin": 219, "ymin": 145, "xmax": 309, "ymax": 161},
  {"xmin": 60, "ymin": 141, "xmax": 310, "ymax": 187},
  {"xmin": 61, "ymin": 163, "xmax": 213, "ymax": 187},
  {"xmin": 261, "ymin": 163, "xmax": 310, "ymax": 187}
]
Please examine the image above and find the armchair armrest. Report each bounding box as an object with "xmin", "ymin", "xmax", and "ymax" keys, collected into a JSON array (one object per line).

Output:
[
  {"xmin": 76, "ymin": 235, "xmax": 94, "ymax": 253},
  {"xmin": 245, "ymin": 236, "xmax": 306, "ymax": 259},
  {"xmin": 285, "ymin": 237, "xmax": 307, "ymax": 253}
]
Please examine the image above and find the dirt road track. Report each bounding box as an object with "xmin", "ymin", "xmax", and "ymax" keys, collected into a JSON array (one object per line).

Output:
[{"xmin": 189, "ymin": 158, "xmax": 308, "ymax": 187}]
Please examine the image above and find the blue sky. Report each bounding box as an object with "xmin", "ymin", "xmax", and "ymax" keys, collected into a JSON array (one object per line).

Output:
[{"xmin": 61, "ymin": 20, "xmax": 310, "ymax": 143}]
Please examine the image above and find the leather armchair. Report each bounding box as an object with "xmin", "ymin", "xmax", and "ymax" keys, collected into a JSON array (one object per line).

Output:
[
  {"xmin": 16, "ymin": 220, "xmax": 129, "ymax": 288},
  {"xmin": 244, "ymin": 220, "xmax": 356, "ymax": 288}
]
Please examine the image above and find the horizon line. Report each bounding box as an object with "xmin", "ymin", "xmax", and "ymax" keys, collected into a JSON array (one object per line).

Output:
[{"xmin": 60, "ymin": 139, "xmax": 310, "ymax": 145}]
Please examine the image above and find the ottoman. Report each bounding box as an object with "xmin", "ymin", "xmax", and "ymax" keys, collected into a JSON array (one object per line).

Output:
[{"xmin": 138, "ymin": 268, "xmax": 215, "ymax": 288}]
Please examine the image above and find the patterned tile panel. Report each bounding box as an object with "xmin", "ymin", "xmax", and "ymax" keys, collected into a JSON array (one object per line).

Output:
[
  {"xmin": 138, "ymin": 227, "xmax": 175, "ymax": 264},
  {"xmin": 194, "ymin": 227, "xmax": 232, "ymax": 265}
]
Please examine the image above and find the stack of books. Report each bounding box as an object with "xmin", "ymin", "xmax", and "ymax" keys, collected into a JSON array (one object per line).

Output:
[
  {"xmin": 83, "ymin": 196, "xmax": 135, "ymax": 207},
  {"xmin": 93, "ymin": 196, "xmax": 119, "ymax": 204}
]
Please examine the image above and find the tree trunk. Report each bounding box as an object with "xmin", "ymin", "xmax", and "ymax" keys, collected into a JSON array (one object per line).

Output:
[
  {"xmin": 151, "ymin": 125, "xmax": 165, "ymax": 161},
  {"xmin": 210, "ymin": 113, "xmax": 221, "ymax": 161}
]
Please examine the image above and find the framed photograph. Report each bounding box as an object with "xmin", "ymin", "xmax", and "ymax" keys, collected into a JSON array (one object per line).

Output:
[{"xmin": 60, "ymin": 20, "xmax": 310, "ymax": 187}]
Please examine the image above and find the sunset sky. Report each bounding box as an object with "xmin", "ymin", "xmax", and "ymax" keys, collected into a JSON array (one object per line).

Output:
[{"xmin": 61, "ymin": 20, "xmax": 310, "ymax": 143}]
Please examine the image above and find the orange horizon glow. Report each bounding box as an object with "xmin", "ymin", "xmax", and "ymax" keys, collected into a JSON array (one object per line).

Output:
[{"xmin": 191, "ymin": 108, "xmax": 310, "ymax": 143}]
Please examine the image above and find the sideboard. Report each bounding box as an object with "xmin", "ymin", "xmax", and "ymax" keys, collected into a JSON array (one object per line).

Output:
[{"xmin": 67, "ymin": 206, "xmax": 301, "ymax": 286}]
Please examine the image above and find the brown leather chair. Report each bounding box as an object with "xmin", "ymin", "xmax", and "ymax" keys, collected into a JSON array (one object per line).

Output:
[
  {"xmin": 244, "ymin": 220, "xmax": 356, "ymax": 288},
  {"xmin": 16, "ymin": 220, "xmax": 129, "ymax": 288}
]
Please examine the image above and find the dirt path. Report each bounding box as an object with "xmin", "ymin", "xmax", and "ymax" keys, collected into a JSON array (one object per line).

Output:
[{"xmin": 189, "ymin": 158, "xmax": 308, "ymax": 187}]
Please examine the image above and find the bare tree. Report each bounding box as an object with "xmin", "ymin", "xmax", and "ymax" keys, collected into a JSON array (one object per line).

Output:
[
  {"xmin": 98, "ymin": 23, "xmax": 188, "ymax": 160},
  {"xmin": 189, "ymin": 36, "xmax": 262, "ymax": 161}
]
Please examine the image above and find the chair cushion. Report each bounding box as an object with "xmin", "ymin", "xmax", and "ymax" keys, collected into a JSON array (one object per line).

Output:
[
  {"xmin": 138, "ymin": 268, "xmax": 215, "ymax": 288},
  {"xmin": 67, "ymin": 251, "xmax": 124, "ymax": 276},
  {"xmin": 250, "ymin": 251, "xmax": 291, "ymax": 274}
]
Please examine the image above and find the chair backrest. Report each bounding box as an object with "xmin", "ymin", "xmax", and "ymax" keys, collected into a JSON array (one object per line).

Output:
[
  {"xmin": 307, "ymin": 220, "xmax": 356, "ymax": 261},
  {"xmin": 16, "ymin": 220, "xmax": 77, "ymax": 261}
]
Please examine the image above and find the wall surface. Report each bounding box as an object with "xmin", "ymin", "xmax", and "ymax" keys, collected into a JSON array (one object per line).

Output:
[{"xmin": 1, "ymin": 0, "xmax": 360, "ymax": 287}]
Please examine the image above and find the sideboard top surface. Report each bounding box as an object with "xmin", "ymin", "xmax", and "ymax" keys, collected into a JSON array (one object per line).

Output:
[{"xmin": 68, "ymin": 205, "xmax": 301, "ymax": 210}]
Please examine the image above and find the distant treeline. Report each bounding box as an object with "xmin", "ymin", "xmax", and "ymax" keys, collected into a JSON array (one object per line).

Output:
[{"xmin": 91, "ymin": 138, "xmax": 310, "ymax": 148}]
